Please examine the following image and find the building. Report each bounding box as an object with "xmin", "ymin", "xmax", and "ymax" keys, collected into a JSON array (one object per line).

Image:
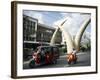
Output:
[
  {"xmin": 23, "ymin": 15, "xmax": 38, "ymax": 42},
  {"xmin": 23, "ymin": 15, "xmax": 62, "ymax": 49},
  {"xmin": 37, "ymin": 23, "xmax": 62, "ymax": 43}
]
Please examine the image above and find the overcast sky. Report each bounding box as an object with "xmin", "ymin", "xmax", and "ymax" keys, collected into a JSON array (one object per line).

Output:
[{"xmin": 23, "ymin": 10, "xmax": 91, "ymax": 40}]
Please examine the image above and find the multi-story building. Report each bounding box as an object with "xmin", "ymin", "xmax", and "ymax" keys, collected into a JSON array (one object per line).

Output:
[
  {"xmin": 37, "ymin": 23, "xmax": 62, "ymax": 43},
  {"xmin": 23, "ymin": 15, "xmax": 37, "ymax": 42},
  {"xmin": 23, "ymin": 15, "xmax": 62, "ymax": 49}
]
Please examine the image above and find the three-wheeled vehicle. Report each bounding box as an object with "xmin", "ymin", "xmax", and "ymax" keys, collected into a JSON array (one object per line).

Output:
[
  {"xmin": 67, "ymin": 53, "xmax": 77, "ymax": 64},
  {"xmin": 29, "ymin": 46, "xmax": 59, "ymax": 68}
]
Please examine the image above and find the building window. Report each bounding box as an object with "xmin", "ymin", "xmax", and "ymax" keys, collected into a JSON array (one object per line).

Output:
[{"xmin": 23, "ymin": 16, "xmax": 37, "ymax": 41}]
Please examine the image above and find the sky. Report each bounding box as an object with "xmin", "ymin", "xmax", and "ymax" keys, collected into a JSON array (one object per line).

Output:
[{"xmin": 23, "ymin": 10, "xmax": 91, "ymax": 43}]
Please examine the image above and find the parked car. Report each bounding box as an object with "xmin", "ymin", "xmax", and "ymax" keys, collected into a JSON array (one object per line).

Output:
[{"xmin": 29, "ymin": 46, "xmax": 60, "ymax": 68}]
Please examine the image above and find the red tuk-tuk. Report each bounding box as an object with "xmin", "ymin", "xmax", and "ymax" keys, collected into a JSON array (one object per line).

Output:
[
  {"xmin": 29, "ymin": 46, "xmax": 59, "ymax": 68},
  {"xmin": 67, "ymin": 53, "xmax": 77, "ymax": 64}
]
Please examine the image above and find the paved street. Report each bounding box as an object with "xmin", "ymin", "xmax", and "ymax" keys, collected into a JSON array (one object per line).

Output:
[{"xmin": 23, "ymin": 51, "xmax": 91, "ymax": 69}]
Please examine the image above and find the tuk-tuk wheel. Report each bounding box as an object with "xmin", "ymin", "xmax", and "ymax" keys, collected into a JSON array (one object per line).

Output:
[
  {"xmin": 73, "ymin": 59, "xmax": 77, "ymax": 64},
  {"xmin": 29, "ymin": 59, "xmax": 35, "ymax": 68},
  {"xmin": 68, "ymin": 61, "xmax": 71, "ymax": 64},
  {"xmin": 52, "ymin": 59, "xmax": 57, "ymax": 64}
]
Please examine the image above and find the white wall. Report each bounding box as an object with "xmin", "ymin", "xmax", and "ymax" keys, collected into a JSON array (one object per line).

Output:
[{"xmin": 0, "ymin": 0, "xmax": 100, "ymax": 80}]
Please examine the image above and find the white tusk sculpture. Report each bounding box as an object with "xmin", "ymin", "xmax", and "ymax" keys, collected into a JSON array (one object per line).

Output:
[
  {"xmin": 50, "ymin": 17, "xmax": 90, "ymax": 54},
  {"xmin": 74, "ymin": 17, "xmax": 91, "ymax": 51},
  {"xmin": 50, "ymin": 27, "xmax": 60, "ymax": 45},
  {"xmin": 59, "ymin": 26, "xmax": 74, "ymax": 53},
  {"xmin": 50, "ymin": 19, "xmax": 67, "ymax": 46},
  {"xmin": 50, "ymin": 19, "xmax": 74, "ymax": 53}
]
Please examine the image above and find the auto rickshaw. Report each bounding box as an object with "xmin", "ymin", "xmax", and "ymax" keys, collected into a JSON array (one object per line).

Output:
[
  {"xmin": 66, "ymin": 49, "xmax": 77, "ymax": 64},
  {"xmin": 29, "ymin": 46, "xmax": 59, "ymax": 68}
]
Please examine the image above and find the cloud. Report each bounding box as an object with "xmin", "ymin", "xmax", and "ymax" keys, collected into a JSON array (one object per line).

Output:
[
  {"xmin": 23, "ymin": 10, "xmax": 44, "ymax": 24},
  {"xmin": 53, "ymin": 16, "xmax": 70, "ymax": 27},
  {"xmin": 53, "ymin": 13, "xmax": 91, "ymax": 36}
]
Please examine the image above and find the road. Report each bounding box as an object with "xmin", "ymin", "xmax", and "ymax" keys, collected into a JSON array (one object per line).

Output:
[{"xmin": 23, "ymin": 51, "xmax": 91, "ymax": 69}]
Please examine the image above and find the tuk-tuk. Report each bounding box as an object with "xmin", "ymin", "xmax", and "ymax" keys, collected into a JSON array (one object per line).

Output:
[
  {"xmin": 29, "ymin": 46, "xmax": 59, "ymax": 68},
  {"xmin": 67, "ymin": 52, "xmax": 77, "ymax": 64}
]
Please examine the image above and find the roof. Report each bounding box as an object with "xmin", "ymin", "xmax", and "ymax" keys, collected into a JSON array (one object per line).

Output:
[
  {"xmin": 38, "ymin": 23, "xmax": 55, "ymax": 30},
  {"xmin": 23, "ymin": 15, "xmax": 38, "ymax": 22}
]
